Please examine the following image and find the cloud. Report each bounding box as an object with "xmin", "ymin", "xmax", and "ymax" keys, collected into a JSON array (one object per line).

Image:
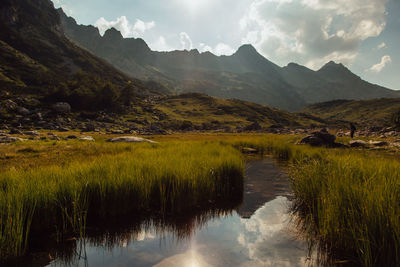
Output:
[
  {"xmin": 149, "ymin": 36, "xmax": 175, "ymax": 52},
  {"xmin": 214, "ymin": 43, "xmax": 236, "ymax": 56},
  {"xmin": 367, "ymin": 55, "xmax": 392, "ymax": 72},
  {"xmin": 180, "ymin": 32, "xmax": 193, "ymax": 50},
  {"xmin": 199, "ymin": 42, "xmax": 235, "ymax": 56},
  {"xmin": 377, "ymin": 42, "xmax": 386, "ymax": 49},
  {"xmin": 240, "ymin": 0, "xmax": 389, "ymax": 69},
  {"xmin": 95, "ymin": 16, "xmax": 155, "ymax": 37},
  {"xmin": 237, "ymin": 197, "xmax": 308, "ymax": 266}
]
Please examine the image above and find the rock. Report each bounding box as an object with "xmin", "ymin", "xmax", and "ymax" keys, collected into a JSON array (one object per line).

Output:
[
  {"xmin": 53, "ymin": 102, "xmax": 71, "ymax": 114},
  {"xmin": 349, "ymin": 140, "xmax": 369, "ymax": 148},
  {"xmin": 50, "ymin": 136, "xmax": 61, "ymax": 141},
  {"xmin": 244, "ymin": 121, "xmax": 262, "ymax": 131},
  {"xmin": 0, "ymin": 136, "xmax": 27, "ymax": 143},
  {"xmin": 17, "ymin": 107, "xmax": 30, "ymax": 115},
  {"xmin": 4, "ymin": 99, "xmax": 18, "ymax": 110},
  {"xmin": 35, "ymin": 113, "xmax": 43, "ymax": 121},
  {"xmin": 299, "ymin": 135, "xmax": 324, "ymax": 146},
  {"xmin": 107, "ymin": 136, "xmax": 158, "ymax": 144},
  {"xmin": 312, "ymin": 128, "xmax": 336, "ymax": 143},
  {"xmin": 79, "ymin": 136, "xmax": 95, "ymax": 141},
  {"xmin": 386, "ymin": 131, "xmax": 398, "ymax": 137},
  {"xmin": 9, "ymin": 129, "xmax": 22, "ymax": 135},
  {"xmin": 83, "ymin": 123, "xmax": 96, "ymax": 132},
  {"xmin": 58, "ymin": 127, "xmax": 70, "ymax": 132},
  {"xmin": 111, "ymin": 130, "xmax": 124, "ymax": 134},
  {"xmin": 369, "ymin": 140, "xmax": 388, "ymax": 147},
  {"xmin": 299, "ymin": 129, "xmax": 337, "ymax": 147},
  {"xmin": 242, "ymin": 147, "xmax": 258, "ymax": 154},
  {"xmin": 67, "ymin": 135, "xmax": 78, "ymax": 139},
  {"xmin": 23, "ymin": 131, "xmax": 40, "ymax": 136}
]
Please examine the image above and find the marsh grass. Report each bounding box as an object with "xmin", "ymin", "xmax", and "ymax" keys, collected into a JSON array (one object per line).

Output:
[
  {"xmin": 239, "ymin": 135, "xmax": 400, "ymax": 266},
  {"xmin": 2, "ymin": 133, "xmax": 400, "ymax": 266},
  {"xmin": 290, "ymin": 152, "xmax": 400, "ymax": 266},
  {"xmin": 0, "ymin": 141, "xmax": 243, "ymax": 260}
]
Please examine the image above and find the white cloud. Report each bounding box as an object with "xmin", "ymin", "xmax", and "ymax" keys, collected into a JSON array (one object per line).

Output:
[
  {"xmin": 240, "ymin": 0, "xmax": 389, "ymax": 69},
  {"xmin": 367, "ymin": 55, "xmax": 392, "ymax": 73},
  {"xmin": 214, "ymin": 43, "xmax": 235, "ymax": 56},
  {"xmin": 199, "ymin": 43, "xmax": 213, "ymax": 53},
  {"xmin": 95, "ymin": 16, "xmax": 155, "ymax": 38},
  {"xmin": 377, "ymin": 42, "xmax": 386, "ymax": 49},
  {"xmin": 199, "ymin": 42, "xmax": 235, "ymax": 56},
  {"xmin": 237, "ymin": 197, "xmax": 309, "ymax": 266},
  {"xmin": 149, "ymin": 36, "xmax": 175, "ymax": 52},
  {"xmin": 180, "ymin": 32, "xmax": 193, "ymax": 50}
]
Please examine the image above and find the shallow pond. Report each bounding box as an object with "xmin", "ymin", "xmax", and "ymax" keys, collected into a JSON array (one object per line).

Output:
[{"xmin": 44, "ymin": 157, "xmax": 312, "ymax": 267}]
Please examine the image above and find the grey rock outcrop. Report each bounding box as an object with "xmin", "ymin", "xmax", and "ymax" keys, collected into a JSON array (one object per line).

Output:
[{"xmin": 107, "ymin": 136, "xmax": 157, "ymax": 143}]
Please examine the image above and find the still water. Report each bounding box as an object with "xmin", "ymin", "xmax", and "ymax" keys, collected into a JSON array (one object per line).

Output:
[{"xmin": 48, "ymin": 157, "xmax": 311, "ymax": 267}]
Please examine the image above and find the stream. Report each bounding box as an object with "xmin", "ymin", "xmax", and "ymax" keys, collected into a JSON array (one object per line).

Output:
[{"xmin": 46, "ymin": 157, "xmax": 312, "ymax": 267}]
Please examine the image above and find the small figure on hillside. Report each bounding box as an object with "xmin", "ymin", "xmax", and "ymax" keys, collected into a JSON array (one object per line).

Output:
[{"xmin": 350, "ymin": 123, "xmax": 356, "ymax": 138}]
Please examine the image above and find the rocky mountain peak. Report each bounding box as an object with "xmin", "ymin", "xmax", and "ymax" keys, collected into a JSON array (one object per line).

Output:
[
  {"xmin": 103, "ymin": 28, "xmax": 123, "ymax": 40},
  {"xmin": 234, "ymin": 44, "xmax": 259, "ymax": 57}
]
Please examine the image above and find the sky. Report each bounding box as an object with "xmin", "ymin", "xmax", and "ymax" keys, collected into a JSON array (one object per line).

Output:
[{"xmin": 52, "ymin": 0, "xmax": 400, "ymax": 90}]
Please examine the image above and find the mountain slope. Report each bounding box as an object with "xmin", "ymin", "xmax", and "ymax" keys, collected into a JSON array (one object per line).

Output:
[
  {"xmin": 58, "ymin": 9, "xmax": 306, "ymax": 111},
  {"xmin": 302, "ymin": 98, "xmax": 400, "ymax": 127},
  {"xmin": 153, "ymin": 93, "xmax": 326, "ymax": 129},
  {"xmin": 58, "ymin": 9, "xmax": 400, "ymax": 111},
  {"xmin": 0, "ymin": 0, "xmax": 166, "ymax": 111},
  {"xmin": 281, "ymin": 62, "xmax": 399, "ymax": 103}
]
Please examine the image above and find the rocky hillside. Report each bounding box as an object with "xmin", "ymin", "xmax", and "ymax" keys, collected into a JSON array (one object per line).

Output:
[
  {"xmin": 59, "ymin": 9, "xmax": 400, "ymax": 111},
  {"xmin": 0, "ymin": 0, "xmax": 170, "ymax": 113},
  {"xmin": 153, "ymin": 93, "xmax": 326, "ymax": 131},
  {"xmin": 302, "ymin": 98, "xmax": 400, "ymax": 127}
]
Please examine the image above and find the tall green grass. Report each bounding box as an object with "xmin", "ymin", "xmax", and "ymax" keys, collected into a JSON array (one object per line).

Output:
[
  {"xmin": 237, "ymin": 135, "xmax": 400, "ymax": 266},
  {"xmin": 0, "ymin": 141, "xmax": 243, "ymax": 260},
  {"xmin": 291, "ymin": 152, "xmax": 400, "ymax": 266}
]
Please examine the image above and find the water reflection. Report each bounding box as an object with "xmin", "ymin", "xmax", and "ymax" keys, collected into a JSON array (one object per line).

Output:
[{"xmin": 43, "ymin": 158, "xmax": 310, "ymax": 267}]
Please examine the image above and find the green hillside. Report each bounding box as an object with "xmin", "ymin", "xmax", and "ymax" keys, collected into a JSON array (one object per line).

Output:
[
  {"xmin": 302, "ymin": 98, "xmax": 400, "ymax": 127},
  {"xmin": 152, "ymin": 93, "xmax": 325, "ymax": 130}
]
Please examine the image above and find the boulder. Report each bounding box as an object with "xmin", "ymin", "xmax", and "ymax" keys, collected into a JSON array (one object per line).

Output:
[
  {"xmin": 299, "ymin": 135, "xmax": 325, "ymax": 147},
  {"xmin": 58, "ymin": 127, "xmax": 70, "ymax": 132},
  {"xmin": 53, "ymin": 102, "xmax": 71, "ymax": 114},
  {"xmin": 9, "ymin": 129, "xmax": 22, "ymax": 135},
  {"xmin": 111, "ymin": 130, "xmax": 124, "ymax": 134},
  {"xmin": 23, "ymin": 131, "xmax": 40, "ymax": 136},
  {"xmin": 242, "ymin": 147, "xmax": 258, "ymax": 154},
  {"xmin": 50, "ymin": 136, "xmax": 61, "ymax": 141},
  {"xmin": 369, "ymin": 140, "xmax": 388, "ymax": 147},
  {"xmin": 299, "ymin": 129, "xmax": 337, "ymax": 147},
  {"xmin": 107, "ymin": 136, "xmax": 158, "ymax": 144},
  {"xmin": 79, "ymin": 136, "xmax": 95, "ymax": 141},
  {"xmin": 17, "ymin": 107, "xmax": 30, "ymax": 115},
  {"xmin": 4, "ymin": 99, "xmax": 18, "ymax": 110},
  {"xmin": 0, "ymin": 136, "xmax": 27, "ymax": 143},
  {"xmin": 67, "ymin": 135, "xmax": 78, "ymax": 139},
  {"xmin": 244, "ymin": 121, "xmax": 262, "ymax": 131},
  {"xmin": 349, "ymin": 140, "xmax": 369, "ymax": 148}
]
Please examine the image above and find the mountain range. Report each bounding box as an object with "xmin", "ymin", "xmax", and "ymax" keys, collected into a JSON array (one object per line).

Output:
[
  {"xmin": 0, "ymin": 0, "xmax": 327, "ymax": 130},
  {"xmin": 58, "ymin": 9, "xmax": 400, "ymax": 111}
]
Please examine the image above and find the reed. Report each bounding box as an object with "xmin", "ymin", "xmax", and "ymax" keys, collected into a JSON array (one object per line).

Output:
[{"xmin": 0, "ymin": 141, "xmax": 243, "ymax": 260}]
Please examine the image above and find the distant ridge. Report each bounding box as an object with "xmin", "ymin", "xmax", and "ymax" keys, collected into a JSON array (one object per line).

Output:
[
  {"xmin": 302, "ymin": 98, "xmax": 400, "ymax": 127},
  {"xmin": 58, "ymin": 9, "xmax": 400, "ymax": 111}
]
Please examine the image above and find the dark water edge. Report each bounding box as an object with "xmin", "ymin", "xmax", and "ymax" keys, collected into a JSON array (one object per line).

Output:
[{"xmin": 3, "ymin": 156, "xmax": 315, "ymax": 267}]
